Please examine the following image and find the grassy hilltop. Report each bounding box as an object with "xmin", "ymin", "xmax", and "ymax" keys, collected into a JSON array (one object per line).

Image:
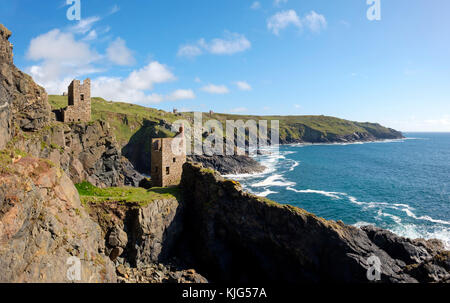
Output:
[{"xmin": 49, "ymin": 95, "xmax": 403, "ymax": 150}]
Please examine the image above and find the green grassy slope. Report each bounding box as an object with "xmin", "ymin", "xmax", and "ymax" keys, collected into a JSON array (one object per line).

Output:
[
  {"xmin": 49, "ymin": 95, "xmax": 402, "ymax": 148},
  {"xmin": 49, "ymin": 95, "xmax": 402, "ymax": 174},
  {"xmin": 75, "ymin": 181, "xmax": 179, "ymax": 206}
]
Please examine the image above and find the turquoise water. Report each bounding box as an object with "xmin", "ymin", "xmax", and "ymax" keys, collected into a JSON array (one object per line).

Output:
[{"xmin": 226, "ymin": 133, "xmax": 450, "ymax": 248}]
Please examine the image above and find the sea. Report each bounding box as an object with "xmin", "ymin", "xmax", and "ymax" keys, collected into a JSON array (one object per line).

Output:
[{"xmin": 224, "ymin": 133, "xmax": 450, "ymax": 248}]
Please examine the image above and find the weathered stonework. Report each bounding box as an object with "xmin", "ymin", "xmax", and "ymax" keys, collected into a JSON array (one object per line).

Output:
[
  {"xmin": 56, "ymin": 78, "xmax": 91, "ymax": 123},
  {"xmin": 151, "ymin": 127, "xmax": 186, "ymax": 187}
]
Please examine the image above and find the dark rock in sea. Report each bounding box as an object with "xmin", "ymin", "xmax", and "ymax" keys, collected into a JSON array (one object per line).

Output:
[{"xmin": 188, "ymin": 154, "xmax": 266, "ymax": 175}]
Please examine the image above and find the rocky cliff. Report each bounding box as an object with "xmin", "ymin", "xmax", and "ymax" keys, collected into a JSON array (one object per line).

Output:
[
  {"xmin": 0, "ymin": 24, "xmax": 142, "ymax": 188},
  {"xmin": 10, "ymin": 120, "xmax": 143, "ymax": 188},
  {"xmin": 179, "ymin": 162, "xmax": 449, "ymax": 283},
  {"xmin": 0, "ymin": 155, "xmax": 116, "ymax": 282},
  {"xmin": 0, "ymin": 25, "xmax": 51, "ymax": 133},
  {"xmin": 189, "ymin": 155, "xmax": 266, "ymax": 175}
]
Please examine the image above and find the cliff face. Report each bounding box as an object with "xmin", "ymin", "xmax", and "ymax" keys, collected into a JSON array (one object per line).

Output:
[
  {"xmin": 188, "ymin": 155, "xmax": 266, "ymax": 175},
  {"xmin": 11, "ymin": 121, "xmax": 143, "ymax": 188},
  {"xmin": 0, "ymin": 25, "xmax": 51, "ymax": 133},
  {"xmin": 0, "ymin": 24, "xmax": 142, "ymax": 188},
  {"xmin": 180, "ymin": 162, "xmax": 449, "ymax": 283},
  {"xmin": 0, "ymin": 156, "xmax": 116, "ymax": 282}
]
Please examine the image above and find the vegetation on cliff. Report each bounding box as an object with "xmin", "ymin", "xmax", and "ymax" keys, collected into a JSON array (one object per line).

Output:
[
  {"xmin": 75, "ymin": 181, "xmax": 179, "ymax": 206},
  {"xmin": 48, "ymin": 95, "xmax": 403, "ymax": 148}
]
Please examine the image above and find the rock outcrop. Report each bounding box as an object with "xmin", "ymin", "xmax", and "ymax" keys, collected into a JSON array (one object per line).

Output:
[
  {"xmin": 11, "ymin": 120, "xmax": 143, "ymax": 188},
  {"xmin": 84, "ymin": 196, "xmax": 184, "ymax": 268},
  {"xmin": 180, "ymin": 162, "xmax": 449, "ymax": 283},
  {"xmin": 0, "ymin": 155, "xmax": 116, "ymax": 282},
  {"xmin": 0, "ymin": 24, "xmax": 51, "ymax": 133},
  {"xmin": 188, "ymin": 154, "xmax": 266, "ymax": 175},
  {"xmin": 83, "ymin": 193, "xmax": 204, "ymax": 283},
  {"xmin": 0, "ymin": 24, "xmax": 142, "ymax": 188},
  {"xmin": 116, "ymin": 263, "xmax": 208, "ymax": 283}
]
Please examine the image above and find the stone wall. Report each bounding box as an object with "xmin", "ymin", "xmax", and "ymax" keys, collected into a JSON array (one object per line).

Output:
[
  {"xmin": 151, "ymin": 136, "xmax": 186, "ymax": 187},
  {"xmin": 63, "ymin": 79, "xmax": 91, "ymax": 122}
]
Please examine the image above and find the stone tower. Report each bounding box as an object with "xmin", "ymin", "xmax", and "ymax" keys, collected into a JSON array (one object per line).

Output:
[
  {"xmin": 62, "ymin": 78, "xmax": 91, "ymax": 122},
  {"xmin": 151, "ymin": 126, "xmax": 186, "ymax": 187}
]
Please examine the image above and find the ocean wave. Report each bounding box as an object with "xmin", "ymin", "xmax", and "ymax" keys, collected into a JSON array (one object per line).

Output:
[
  {"xmin": 254, "ymin": 189, "xmax": 278, "ymax": 197},
  {"xmin": 289, "ymin": 160, "xmax": 300, "ymax": 171},
  {"xmin": 353, "ymin": 221, "xmax": 375, "ymax": 228},
  {"xmin": 353, "ymin": 222, "xmax": 450, "ymax": 249},
  {"xmin": 389, "ymin": 224, "xmax": 450, "ymax": 250},
  {"xmin": 286, "ymin": 187, "xmax": 344, "ymax": 199},
  {"xmin": 401, "ymin": 208, "xmax": 450, "ymax": 225},
  {"xmin": 251, "ymin": 174, "xmax": 296, "ymax": 188},
  {"xmin": 376, "ymin": 210, "xmax": 403, "ymax": 224}
]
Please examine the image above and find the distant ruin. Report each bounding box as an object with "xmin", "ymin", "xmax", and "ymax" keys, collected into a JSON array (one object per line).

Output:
[
  {"xmin": 54, "ymin": 79, "xmax": 91, "ymax": 123},
  {"xmin": 151, "ymin": 126, "xmax": 186, "ymax": 187}
]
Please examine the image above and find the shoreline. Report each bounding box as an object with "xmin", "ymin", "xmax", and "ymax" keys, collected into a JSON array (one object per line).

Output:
[{"xmin": 224, "ymin": 136, "xmax": 450, "ymax": 249}]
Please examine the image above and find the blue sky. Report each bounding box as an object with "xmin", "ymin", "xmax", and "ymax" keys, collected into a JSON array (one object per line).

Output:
[{"xmin": 1, "ymin": 0, "xmax": 450, "ymax": 131}]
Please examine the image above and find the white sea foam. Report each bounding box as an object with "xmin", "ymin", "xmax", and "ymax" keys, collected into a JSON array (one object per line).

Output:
[
  {"xmin": 376, "ymin": 210, "xmax": 403, "ymax": 224},
  {"xmin": 353, "ymin": 221, "xmax": 375, "ymax": 228},
  {"xmin": 401, "ymin": 208, "xmax": 450, "ymax": 225},
  {"xmin": 286, "ymin": 187, "xmax": 344, "ymax": 199},
  {"xmin": 389, "ymin": 224, "xmax": 450, "ymax": 250},
  {"xmin": 353, "ymin": 222, "xmax": 450, "ymax": 249},
  {"xmin": 254, "ymin": 189, "xmax": 278, "ymax": 197},
  {"xmin": 251, "ymin": 174, "xmax": 296, "ymax": 188},
  {"xmin": 288, "ymin": 160, "xmax": 300, "ymax": 171}
]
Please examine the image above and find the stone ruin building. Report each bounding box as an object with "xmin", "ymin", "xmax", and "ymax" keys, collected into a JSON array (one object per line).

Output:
[
  {"xmin": 151, "ymin": 126, "xmax": 187, "ymax": 187},
  {"xmin": 54, "ymin": 79, "xmax": 91, "ymax": 123}
]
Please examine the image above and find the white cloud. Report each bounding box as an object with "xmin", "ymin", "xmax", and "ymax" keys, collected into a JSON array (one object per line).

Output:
[
  {"xmin": 83, "ymin": 30, "xmax": 98, "ymax": 41},
  {"xmin": 106, "ymin": 37, "xmax": 135, "ymax": 66},
  {"xmin": 25, "ymin": 17, "xmax": 191, "ymax": 106},
  {"xmin": 109, "ymin": 5, "xmax": 120, "ymax": 15},
  {"xmin": 177, "ymin": 44, "xmax": 203, "ymax": 58},
  {"xmin": 303, "ymin": 11, "xmax": 327, "ymax": 33},
  {"xmin": 294, "ymin": 104, "xmax": 302, "ymax": 109},
  {"xmin": 91, "ymin": 76, "xmax": 164, "ymax": 104},
  {"xmin": 267, "ymin": 10, "xmax": 327, "ymax": 35},
  {"xmin": 235, "ymin": 81, "xmax": 252, "ymax": 91},
  {"xmin": 27, "ymin": 29, "xmax": 99, "ymax": 63},
  {"xmin": 274, "ymin": 0, "xmax": 288, "ymax": 6},
  {"xmin": 166, "ymin": 89, "xmax": 196, "ymax": 101},
  {"xmin": 267, "ymin": 10, "xmax": 301, "ymax": 35},
  {"xmin": 124, "ymin": 62, "xmax": 175, "ymax": 90},
  {"xmin": 201, "ymin": 84, "xmax": 230, "ymax": 94},
  {"xmin": 69, "ymin": 16, "xmax": 101, "ymax": 34},
  {"xmin": 251, "ymin": 2, "xmax": 261, "ymax": 10},
  {"xmin": 26, "ymin": 29, "xmax": 102, "ymax": 93},
  {"xmin": 178, "ymin": 32, "xmax": 251, "ymax": 57},
  {"xmin": 91, "ymin": 61, "xmax": 177, "ymax": 104},
  {"xmin": 194, "ymin": 77, "xmax": 202, "ymax": 83}
]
